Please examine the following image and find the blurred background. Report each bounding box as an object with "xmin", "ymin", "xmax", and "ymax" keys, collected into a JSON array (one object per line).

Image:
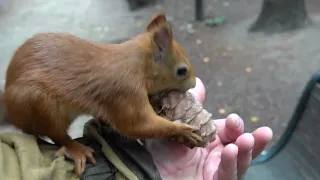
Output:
[{"xmin": 0, "ymin": 0, "xmax": 319, "ymax": 150}]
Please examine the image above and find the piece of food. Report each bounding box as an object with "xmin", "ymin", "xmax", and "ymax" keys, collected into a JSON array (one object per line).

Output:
[{"xmin": 150, "ymin": 91, "xmax": 217, "ymax": 147}]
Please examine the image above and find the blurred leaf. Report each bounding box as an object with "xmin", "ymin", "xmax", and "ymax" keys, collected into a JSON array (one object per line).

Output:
[
  {"xmin": 205, "ymin": 16, "xmax": 227, "ymax": 27},
  {"xmin": 219, "ymin": 108, "xmax": 226, "ymax": 114},
  {"xmin": 136, "ymin": 21, "xmax": 143, "ymax": 27},
  {"xmin": 187, "ymin": 24, "xmax": 194, "ymax": 29},
  {"xmin": 203, "ymin": 57, "xmax": 210, "ymax": 63},
  {"xmin": 196, "ymin": 39, "xmax": 202, "ymax": 45},
  {"xmin": 187, "ymin": 23, "xmax": 195, "ymax": 33},
  {"xmin": 251, "ymin": 116, "xmax": 260, "ymax": 122}
]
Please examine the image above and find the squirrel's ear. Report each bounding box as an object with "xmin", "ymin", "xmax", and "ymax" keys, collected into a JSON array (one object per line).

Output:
[
  {"xmin": 152, "ymin": 26, "xmax": 172, "ymax": 64},
  {"xmin": 147, "ymin": 13, "xmax": 173, "ymax": 64}
]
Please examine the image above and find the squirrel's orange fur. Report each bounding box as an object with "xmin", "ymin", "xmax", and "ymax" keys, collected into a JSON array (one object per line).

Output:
[{"xmin": 4, "ymin": 13, "xmax": 203, "ymax": 176}]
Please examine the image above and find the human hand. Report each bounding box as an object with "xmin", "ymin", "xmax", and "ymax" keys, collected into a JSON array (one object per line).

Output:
[{"xmin": 145, "ymin": 78, "xmax": 273, "ymax": 180}]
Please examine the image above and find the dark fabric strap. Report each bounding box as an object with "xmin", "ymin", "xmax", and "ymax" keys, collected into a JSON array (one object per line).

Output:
[{"xmin": 80, "ymin": 119, "xmax": 162, "ymax": 180}]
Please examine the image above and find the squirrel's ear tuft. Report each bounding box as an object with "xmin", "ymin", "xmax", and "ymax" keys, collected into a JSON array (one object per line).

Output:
[{"xmin": 146, "ymin": 13, "xmax": 168, "ymax": 32}]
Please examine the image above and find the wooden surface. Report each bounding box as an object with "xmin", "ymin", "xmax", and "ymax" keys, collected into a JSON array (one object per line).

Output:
[{"xmin": 245, "ymin": 84, "xmax": 320, "ymax": 180}]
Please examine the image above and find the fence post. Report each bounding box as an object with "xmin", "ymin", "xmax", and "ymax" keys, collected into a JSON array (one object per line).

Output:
[{"xmin": 195, "ymin": 0, "xmax": 204, "ymax": 21}]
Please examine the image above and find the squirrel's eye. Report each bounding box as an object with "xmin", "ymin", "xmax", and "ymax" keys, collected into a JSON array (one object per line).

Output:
[{"xmin": 175, "ymin": 64, "xmax": 188, "ymax": 77}]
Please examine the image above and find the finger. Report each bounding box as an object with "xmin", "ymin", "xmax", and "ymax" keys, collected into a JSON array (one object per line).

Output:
[
  {"xmin": 216, "ymin": 144, "xmax": 238, "ymax": 180},
  {"xmin": 215, "ymin": 114, "xmax": 244, "ymax": 144},
  {"xmin": 188, "ymin": 77, "xmax": 206, "ymax": 104},
  {"xmin": 235, "ymin": 133, "xmax": 254, "ymax": 179},
  {"xmin": 251, "ymin": 127, "xmax": 273, "ymax": 159}
]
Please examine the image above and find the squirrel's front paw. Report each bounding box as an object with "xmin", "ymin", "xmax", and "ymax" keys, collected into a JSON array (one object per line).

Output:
[{"xmin": 175, "ymin": 124, "xmax": 205, "ymax": 148}]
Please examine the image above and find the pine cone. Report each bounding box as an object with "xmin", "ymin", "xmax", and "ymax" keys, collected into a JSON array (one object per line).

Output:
[{"xmin": 149, "ymin": 91, "xmax": 217, "ymax": 147}]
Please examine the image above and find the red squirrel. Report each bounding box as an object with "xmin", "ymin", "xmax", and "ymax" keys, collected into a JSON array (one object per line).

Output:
[{"xmin": 4, "ymin": 13, "xmax": 204, "ymax": 176}]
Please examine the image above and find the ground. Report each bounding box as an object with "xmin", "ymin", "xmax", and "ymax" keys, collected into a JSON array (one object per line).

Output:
[{"xmin": 1, "ymin": 0, "xmax": 320, "ymax": 150}]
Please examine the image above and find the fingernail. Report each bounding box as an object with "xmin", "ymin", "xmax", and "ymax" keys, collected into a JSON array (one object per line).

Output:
[{"xmin": 229, "ymin": 114, "xmax": 240, "ymax": 129}]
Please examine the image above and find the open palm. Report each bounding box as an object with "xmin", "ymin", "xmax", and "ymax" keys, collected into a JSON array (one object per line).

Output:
[{"xmin": 145, "ymin": 78, "xmax": 273, "ymax": 180}]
